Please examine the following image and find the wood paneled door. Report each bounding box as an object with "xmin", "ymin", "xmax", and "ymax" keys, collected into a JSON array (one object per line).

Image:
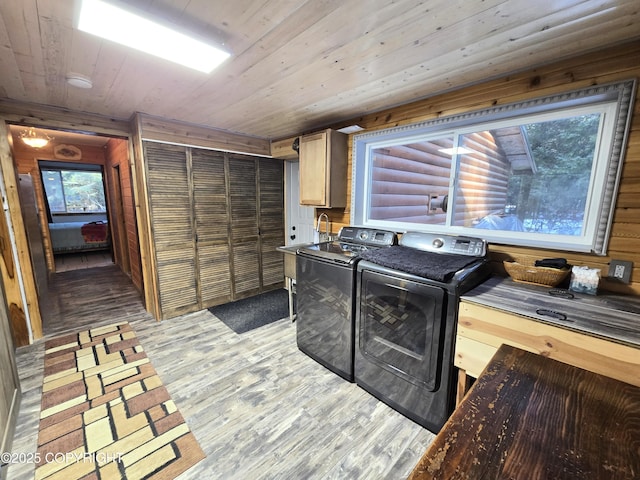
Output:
[
  {"xmin": 258, "ymin": 159, "xmax": 286, "ymax": 287},
  {"xmin": 145, "ymin": 142, "xmax": 199, "ymax": 319},
  {"xmin": 228, "ymin": 155, "xmax": 260, "ymax": 297},
  {"xmin": 0, "ymin": 283, "xmax": 20, "ymax": 458},
  {"xmin": 191, "ymin": 149, "xmax": 232, "ymax": 308}
]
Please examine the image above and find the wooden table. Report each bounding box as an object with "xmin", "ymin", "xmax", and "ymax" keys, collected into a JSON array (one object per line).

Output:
[{"xmin": 409, "ymin": 344, "xmax": 640, "ymax": 479}]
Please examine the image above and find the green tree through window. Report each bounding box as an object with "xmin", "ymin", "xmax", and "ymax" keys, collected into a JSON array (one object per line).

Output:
[
  {"xmin": 42, "ymin": 168, "xmax": 106, "ymax": 213},
  {"xmin": 510, "ymin": 114, "xmax": 600, "ymax": 234}
]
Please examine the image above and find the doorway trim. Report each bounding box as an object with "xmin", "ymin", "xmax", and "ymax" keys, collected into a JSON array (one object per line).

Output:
[{"xmin": 284, "ymin": 161, "xmax": 315, "ymax": 246}]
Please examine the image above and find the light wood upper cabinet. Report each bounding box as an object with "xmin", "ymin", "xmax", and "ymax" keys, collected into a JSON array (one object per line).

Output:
[{"xmin": 299, "ymin": 129, "xmax": 348, "ymax": 208}]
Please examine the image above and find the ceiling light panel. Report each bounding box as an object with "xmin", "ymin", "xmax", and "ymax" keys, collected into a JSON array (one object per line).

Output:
[{"xmin": 77, "ymin": 0, "xmax": 230, "ymax": 73}]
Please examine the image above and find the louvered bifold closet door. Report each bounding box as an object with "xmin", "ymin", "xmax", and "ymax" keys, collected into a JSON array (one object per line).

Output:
[
  {"xmin": 228, "ymin": 155, "xmax": 260, "ymax": 298},
  {"xmin": 144, "ymin": 142, "xmax": 197, "ymax": 319},
  {"xmin": 258, "ymin": 160, "xmax": 285, "ymax": 288},
  {"xmin": 191, "ymin": 149, "xmax": 232, "ymax": 307}
]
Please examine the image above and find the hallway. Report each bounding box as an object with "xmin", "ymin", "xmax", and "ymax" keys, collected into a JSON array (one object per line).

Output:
[{"xmin": 40, "ymin": 264, "xmax": 143, "ymax": 339}]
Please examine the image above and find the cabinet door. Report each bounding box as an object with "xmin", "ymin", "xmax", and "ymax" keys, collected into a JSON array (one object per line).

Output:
[
  {"xmin": 228, "ymin": 155, "xmax": 261, "ymax": 298},
  {"xmin": 191, "ymin": 149, "xmax": 232, "ymax": 307},
  {"xmin": 258, "ymin": 160, "xmax": 285, "ymax": 288},
  {"xmin": 299, "ymin": 131, "xmax": 327, "ymax": 206},
  {"xmin": 144, "ymin": 142, "xmax": 198, "ymax": 318}
]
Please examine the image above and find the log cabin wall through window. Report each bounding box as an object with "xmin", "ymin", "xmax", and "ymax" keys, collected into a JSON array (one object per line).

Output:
[
  {"xmin": 456, "ymin": 131, "xmax": 510, "ymax": 227},
  {"xmin": 369, "ymin": 133, "xmax": 511, "ymax": 227},
  {"xmin": 369, "ymin": 137, "xmax": 453, "ymax": 223}
]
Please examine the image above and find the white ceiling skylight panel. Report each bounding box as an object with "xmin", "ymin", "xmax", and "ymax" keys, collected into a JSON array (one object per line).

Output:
[{"xmin": 76, "ymin": 0, "xmax": 230, "ymax": 73}]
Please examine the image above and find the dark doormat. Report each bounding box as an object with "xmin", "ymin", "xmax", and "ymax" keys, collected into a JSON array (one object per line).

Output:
[{"xmin": 208, "ymin": 288, "xmax": 292, "ymax": 334}]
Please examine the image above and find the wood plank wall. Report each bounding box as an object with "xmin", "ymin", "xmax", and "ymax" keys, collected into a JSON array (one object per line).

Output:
[
  {"xmin": 105, "ymin": 138, "xmax": 143, "ymax": 293},
  {"xmin": 457, "ymin": 132, "xmax": 510, "ymax": 225},
  {"xmin": 317, "ymin": 40, "xmax": 640, "ymax": 295},
  {"xmin": 370, "ymin": 141, "xmax": 452, "ymax": 223},
  {"xmin": 137, "ymin": 113, "xmax": 271, "ymax": 156}
]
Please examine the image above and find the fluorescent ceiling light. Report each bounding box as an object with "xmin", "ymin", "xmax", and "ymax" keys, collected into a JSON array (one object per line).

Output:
[{"xmin": 77, "ymin": 0, "xmax": 230, "ymax": 73}]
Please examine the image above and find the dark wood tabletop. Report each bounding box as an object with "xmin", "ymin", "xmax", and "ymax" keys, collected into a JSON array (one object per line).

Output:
[{"xmin": 408, "ymin": 344, "xmax": 640, "ymax": 479}]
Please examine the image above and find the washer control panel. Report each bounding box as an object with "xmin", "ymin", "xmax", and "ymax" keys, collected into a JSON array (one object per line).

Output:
[{"xmin": 338, "ymin": 227, "xmax": 397, "ymax": 247}]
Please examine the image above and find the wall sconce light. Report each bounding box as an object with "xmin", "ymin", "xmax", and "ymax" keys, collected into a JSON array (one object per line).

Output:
[{"xmin": 19, "ymin": 127, "xmax": 53, "ymax": 148}]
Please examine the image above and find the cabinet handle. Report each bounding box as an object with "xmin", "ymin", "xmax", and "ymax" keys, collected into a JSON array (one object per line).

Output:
[{"xmin": 536, "ymin": 309, "xmax": 570, "ymax": 322}]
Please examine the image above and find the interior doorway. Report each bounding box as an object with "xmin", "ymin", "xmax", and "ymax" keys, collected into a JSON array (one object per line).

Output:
[
  {"xmin": 4, "ymin": 123, "xmax": 143, "ymax": 343},
  {"xmin": 38, "ymin": 160, "xmax": 113, "ymax": 273},
  {"xmin": 285, "ymin": 161, "xmax": 315, "ymax": 245}
]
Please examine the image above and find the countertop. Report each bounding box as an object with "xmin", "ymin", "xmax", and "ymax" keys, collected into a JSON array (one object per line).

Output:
[
  {"xmin": 409, "ymin": 343, "xmax": 640, "ymax": 479},
  {"xmin": 276, "ymin": 243, "xmax": 314, "ymax": 255},
  {"xmin": 461, "ymin": 275, "xmax": 640, "ymax": 348}
]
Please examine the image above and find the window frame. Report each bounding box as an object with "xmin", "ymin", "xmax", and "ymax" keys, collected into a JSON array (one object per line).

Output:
[{"xmin": 351, "ymin": 80, "xmax": 636, "ymax": 254}]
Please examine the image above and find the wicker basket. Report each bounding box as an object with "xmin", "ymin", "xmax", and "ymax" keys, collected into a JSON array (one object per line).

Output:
[{"xmin": 503, "ymin": 258, "xmax": 570, "ymax": 287}]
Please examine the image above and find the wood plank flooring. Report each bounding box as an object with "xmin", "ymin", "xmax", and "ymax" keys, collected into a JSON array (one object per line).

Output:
[
  {"xmin": 53, "ymin": 250, "xmax": 113, "ymax": 272},
  {"xmin": 8, "ymin": 265, "xmax": 434, "ymax": 479}
]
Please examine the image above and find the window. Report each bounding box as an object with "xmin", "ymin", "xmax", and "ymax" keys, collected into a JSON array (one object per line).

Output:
[
  {"xmin": 40, "ymin": 164, "xmax": 106, "ymax": 214},
  {"xmin": 351, "ymin": 80, "xmax": 636, "ymax": 254}
]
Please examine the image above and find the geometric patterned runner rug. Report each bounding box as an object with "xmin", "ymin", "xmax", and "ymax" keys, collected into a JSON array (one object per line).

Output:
[{"xmin": 35, "ymin": 322, "xmax": 205, "ymax": 480}]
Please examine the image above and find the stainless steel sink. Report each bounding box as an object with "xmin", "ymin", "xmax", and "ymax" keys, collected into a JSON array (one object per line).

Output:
[{"xmin": 276, "ymin": 243, "xmax": 315, "ymax": 254}]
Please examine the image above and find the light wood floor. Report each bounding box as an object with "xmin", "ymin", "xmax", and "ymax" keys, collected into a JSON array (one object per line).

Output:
[{"xmin": 8, "ymin": 265, "xmax": 434, "ymax": 480}]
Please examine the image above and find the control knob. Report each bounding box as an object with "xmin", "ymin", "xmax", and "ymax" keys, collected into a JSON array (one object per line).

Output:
[{"xmin": 432, "ymin": 238, "xmax": 444, "ymax": 248}]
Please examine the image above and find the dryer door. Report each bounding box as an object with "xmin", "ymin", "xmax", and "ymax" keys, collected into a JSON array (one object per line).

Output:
[{"xmin": 357, "ymin": 268, "xmax": 445, "ymax": 391}]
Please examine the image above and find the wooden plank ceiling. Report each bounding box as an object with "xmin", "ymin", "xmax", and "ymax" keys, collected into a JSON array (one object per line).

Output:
[{"xmin": 0, "ymin": 0, "xmax": 639, "ymax": 141}]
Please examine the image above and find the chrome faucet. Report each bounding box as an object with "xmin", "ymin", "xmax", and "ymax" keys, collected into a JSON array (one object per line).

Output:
[{"xmin": 316, "ymin": 212, "xmax": 330, "ymax": 242}]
